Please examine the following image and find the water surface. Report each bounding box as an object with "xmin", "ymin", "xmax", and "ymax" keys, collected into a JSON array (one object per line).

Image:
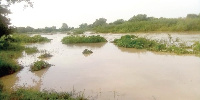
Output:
[{"xmin": 1, "ymin": 33, "xmax": 200, "ymax": 100}]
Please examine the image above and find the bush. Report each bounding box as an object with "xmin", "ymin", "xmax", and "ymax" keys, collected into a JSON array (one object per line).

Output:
[
  {"xmin": 12, "ymin": 34, "xmax": 51, "ymax": 43},
  {"xmin": 0, "ymin": 57, "xmax": 21, "ymax": 77},
  {"xmin": 31, "ymin": 60, "xmax": 51, "ymax": 71},
  {"xmin": 8, "ymin": 89, "xmax": 87, "ymax": 100},
  {"xmin": 0, "ymin": 43, "xmax": 23, "ymax": 77},
  {"xmin": 82, "ymin": 49, "xmax": 93, "ymax": 54},
  {"xmin": 193, "ymin": 42, "xmax": 200, "ymax": 54},
  {"xmin": 114, "ymin": 35, "xmax": 189, "ymax": 54},
  {"xmin": 61, "ymin": 35, "xmax": 107, "ymax": 44}
]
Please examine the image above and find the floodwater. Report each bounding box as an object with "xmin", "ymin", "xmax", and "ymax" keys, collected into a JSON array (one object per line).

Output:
[{"xmin": 1, "ymin": 33, "xmax": 200, "ymax": 100}]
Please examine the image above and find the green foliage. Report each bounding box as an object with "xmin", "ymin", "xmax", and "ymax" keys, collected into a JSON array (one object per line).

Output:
[
  {"xmin": 0, "ymin": 34, "xmax": 51, "ymax": 77},
  {"xmin": 73, "ymin": 29, "xmax": 85, "ymax": 34},
  {"xmin": 31, "ymin": 60, "xmax": 51, "ymax": 71},
  {"xmin": 12, "ymin": 34, "xmax": 51, "ymax": 43},
  {"xmin": 8, "ymin": 89, "xmax": 86, "ymax": 100},
  {"xmin": 89, "ymin": 14, "xmax": 200, "ymax": 33},
  {"xmin": 92, "ymin": 18, "xmax": 107, "ymax": 27},
  {"xmin": 111, "ymin": 19, "xmax": 125, "ymax": 25},
  {"xmin": 167, "ymin": 45, "xmax": 189, "ymax": 54},
  {"xmin": 38, "ymin": 53, "xmax": 53, "ymax": 58},
  {"xmin": 82, "ymin": 49, "xmax": 93, "ymax": 54},
  {"xmin": 129, "ymin": 14, "xmax": 148, "ymax": 22},
  {"xmin": 24, "ymin": 47, "xmax": 38, "ymax": 54},
  {"xmin": 0, "ymin": 42, "xmax": 24, "ymax": 77},
  {"xmin": 193, "ymin": 42, "xmax": 200, "ymax": 54},
  {"xmin": 61, "ymin": 35, "xmax": 107, "ymax": 44},
  {"xmin": 0, "ymin": 0, "xmax": 32, "ymax": 38},
  {"xmin": 0, "ymin": 87, "xmax": 86, "ymax": 100},
  {"xmin": 114, "ymin": 35, "xmax": 190, "ymax": 54},
  {"xmin": 0, "ymin": 57, "xmax": 21, "ymax": 77},
  {"xmin": 60, "ymin": 23, "xmax": 69, "ymax": 32}
]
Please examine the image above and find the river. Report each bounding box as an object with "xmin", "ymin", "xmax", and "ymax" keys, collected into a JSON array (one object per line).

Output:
[{"xmin": 1, "ymin": 33, "xmax": 200, "ymax": 100}]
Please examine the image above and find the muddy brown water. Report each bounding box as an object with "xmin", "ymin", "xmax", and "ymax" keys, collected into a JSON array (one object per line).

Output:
[{"xmin": 1, "ymin": 33, "xmax": 200, "ymax": 100}]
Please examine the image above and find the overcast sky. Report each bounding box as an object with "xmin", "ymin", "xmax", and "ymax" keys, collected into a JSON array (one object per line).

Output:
[{"xmin": 9, "ymin": 0, "xmax": 200, "ymax": 28}]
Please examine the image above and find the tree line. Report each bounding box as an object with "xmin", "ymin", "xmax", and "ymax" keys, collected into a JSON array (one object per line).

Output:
[{"xmin": 15, "ymin": 13, "xmax": 200, "ymax": 34}]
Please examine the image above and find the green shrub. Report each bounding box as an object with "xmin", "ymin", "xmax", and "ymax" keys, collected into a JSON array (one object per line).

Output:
[
  {"xmin": 82, "ymin": 49, "xmax": 93, "ymax": 54},
  {"xmin": 0, "ymin": 57, "xmax": 21, "ymax": 77},
  {"xmin": 31, "ymin": 60, "xmax": 51, "ymax": 71},
  {"xmin": 62, "ymin": 35, "xmax": 107, "ymax": 44},
  {"xmin": 8, "ymin": 89, "xmax": 86, "ymax": 100},
  {"xmin": 114, "ymin": 35, "xmax": 189, "ymax": 54},
  {"xmin": 193, "ymin": 42, "xmax": 200, "ymax": 54},
  {"xmin": 12, "ymin": 34, "xmax": 51, "ymax": 43},
  {"xmin": 0, "ymin": 43, "xmax": 23, "ymax": 77}
]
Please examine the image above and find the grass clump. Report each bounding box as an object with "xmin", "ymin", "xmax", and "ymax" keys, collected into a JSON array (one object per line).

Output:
[
  {"xmin": 61, "ymin": 35, "xmax": 107, "ymax": 44},
  {"xmin": 31, "ymin": 60, "xmax": 51, "ymax": 71},
  {"xmin": 0, "ymin": 82, "xmax": 87, "ymax": 100},
  {"xmin": 8, "ymin": 89, "xmax": 87, "ymax": 100},
  {"xmin": 24, "ymin": 47, "xmax": 38, "ymax": 54},
  {"xmin": 12, "ymin": 34, "xmax": 51, "ymax": 43},
  {"xmin": 38, "ymin": 53, "xmax": 53, "ymax": 58},
  {"xmin": 114, "ymin": 35, "xmax": 190, "ymax": 54},
  {"xmin": 82, "ymin": 49, "xmax": 93, "ymax": 54},
  {"xmin": 192, "ymin": 41, "xmax": 200, "ymax": 54}
]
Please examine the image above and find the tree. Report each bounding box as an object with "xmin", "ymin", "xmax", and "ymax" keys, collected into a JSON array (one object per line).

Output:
[
  {"xmin": 92, "ymin": 18, "xmax": 107, "ymax": 27},
  {"xmin": 186, "ymin": 14, "xmax": 198, "ymax": 18},
  {"xmin": 112, "ymin": 19, "xmax": 125, "ymax": 25},
  {"xmin": 79, "ymin": 23, "xmax": 88, "ymax": 29},
  {"xmin": 129, "ymin": 14, "xmax": 148, "ymax": 22},
  {"xmin": 60, "ymin": 23, "xmax": 69, "ymax": 31},
  {"xmin": 0, "ymin": 0, "xmax": 33, "ymax": 38}
]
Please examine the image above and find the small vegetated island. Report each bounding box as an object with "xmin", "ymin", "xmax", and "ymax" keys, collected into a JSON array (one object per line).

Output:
[
  {"xmin": 114, "ymin": 35, "xmax": 200, "ymax": 55},
  {"xmin": 31, "ymin": 60, "xmax": 51, "ymax": 71},
  {"xmin": 61, "ymin": 35, "xmax": 107, "ymax": 44}
]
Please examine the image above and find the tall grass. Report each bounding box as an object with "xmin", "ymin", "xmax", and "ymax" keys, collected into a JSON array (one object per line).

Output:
[
  {"xmin": 12, "ymin": 34, "xmax": 51, "ymax": 43},
  {"xmin": 61, "ymin": 35, "xmax": 107, "ymax": 44},
  {"xmin": 0, "ymin": 81, "xmax": 87, "ymax": 100},
  {"xmin": 24, "ymin": 47, "xmax": 39, "ymax": 54}
]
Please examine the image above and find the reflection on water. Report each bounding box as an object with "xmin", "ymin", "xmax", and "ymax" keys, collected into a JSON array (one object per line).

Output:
[
  {"xmin": 66, "ymin": 42, "xmax": 106, "ymax": 49},
  {"xmin": 1, "ymin": 33, "xmax": 200, "ymax": 100}
]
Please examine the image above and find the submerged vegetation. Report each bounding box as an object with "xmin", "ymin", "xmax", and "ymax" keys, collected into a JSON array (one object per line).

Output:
[
  {"xmin": 114, "ymin": 35, "xmax": 199, "ymax": 55},
  {"xmin": 61, "ymin": 35, "xmax": 107, "ymax": 44},
  {"xmin": 31, "ymin": 60, "xmax": 51, "ymax": 71},
  {"xmin": 0, "ymin": 34, "xmax": 51, "ymax": 77},
  {"xmin": 12, "ymin": 34, "xmax": 51, "ymax": 43},
  {"xmin": 0, "ymin": 81, "xmax": 86, "ymax": 100},
  {"xmin": 38, "ymin": 53, "xmax": 53, "ymax": 59},
  {"xmin": 24, "ymin": 47, "xmax": 39, "ymax": 54},
  {"xmin": 82, "ymin": 49, "xmax": 93, "ymax": 54}
]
